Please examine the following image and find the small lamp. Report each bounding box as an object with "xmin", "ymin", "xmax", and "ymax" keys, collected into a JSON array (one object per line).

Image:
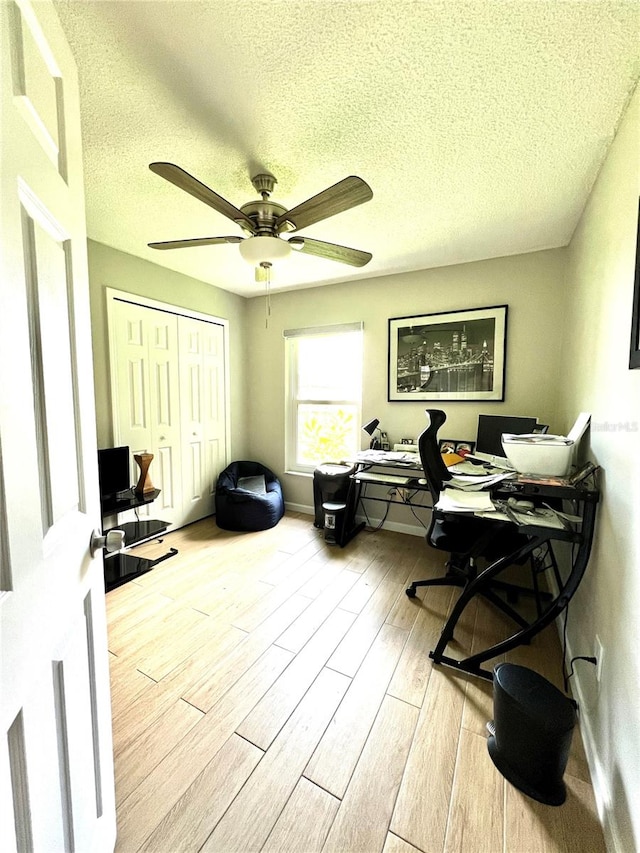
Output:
[{"xmin": 362, "ymin": 418, "xmax": 381, "ymax": 449}]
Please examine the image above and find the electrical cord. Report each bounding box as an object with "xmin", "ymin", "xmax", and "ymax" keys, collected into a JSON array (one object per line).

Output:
[
  {"xmin": 397, "ymin": 488, "xmax": 430, "ymax": 530},
  {"xmin": 359, "ymin": 485, "xmax": 392, "ymax": 532},
  {"xmin": 566, "ymin": 656, "xmax": 597, "ymax": 684},
  {"xmin": 560, "ymin": 540, "xmax": 579, "ymax": 686},
  {"xmin": 364, "ymin": 499, "xmax": 391, "ymax": 532},
  {"xmin": 560, "ymin": 552, "xmax": 597, "ymax": 711},
  {"xmin": 564, "ymin": 653, "xmax": 596, "ymax": 712}
]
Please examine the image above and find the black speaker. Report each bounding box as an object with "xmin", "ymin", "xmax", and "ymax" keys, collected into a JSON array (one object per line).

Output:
[{"xmin": 487, "ymin": 663, "xmax": 576, "ymax": 806}]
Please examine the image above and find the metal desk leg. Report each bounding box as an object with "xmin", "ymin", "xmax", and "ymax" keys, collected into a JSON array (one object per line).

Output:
[{"xmin": 429, "ymin": 503, "xmax": 597, "ymax": 680}]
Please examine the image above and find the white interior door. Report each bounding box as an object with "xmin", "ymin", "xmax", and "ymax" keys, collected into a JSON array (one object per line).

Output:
[{"xmin": 0, "ymin": 2, "xmax": 116, "ymax": 851}]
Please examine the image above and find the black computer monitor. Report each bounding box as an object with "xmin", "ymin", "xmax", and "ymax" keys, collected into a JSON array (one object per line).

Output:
[
  {"xmin": 476, "ymin": 415, "xmax": 539, "ymax": 457},
  {"xmin": 98, "ymin": 446, "xmax": 131, "ymax": 501}
]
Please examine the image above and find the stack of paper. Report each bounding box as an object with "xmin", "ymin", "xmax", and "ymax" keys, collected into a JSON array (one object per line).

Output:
[
  {"xmin": 448, "ymin": 471, "xmax": 516, "ymax": 491},
  {"xmin": 482, "ymin": 502, "xmax": 572, "ymax": 529},
  {"xmin": 437, "ymin": 490, "xmax": 576, "ymax": 530},
  {"xmin": 466, "ymin": 452, "xmax": 515, "ymax": 470},
  {"xmin": 503, "ymin": 433, "xmax": 572, "ymax": 445},
  {"xmin": 435, "ymin": 489, "xmax": 495, "ymax": 513}
]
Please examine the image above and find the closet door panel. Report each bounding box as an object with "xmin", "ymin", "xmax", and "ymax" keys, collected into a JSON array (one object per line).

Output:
[
  {"xmin": 112, "ymin": 302, "xmax": 151, "ymax": 513},
  {"xmin": 114, "ymin": 306, "xmax": 149, "ymax": 443},
  {"xmin": 111, "ymin": 300, "xmax": 182, "ymax": 526},
  {"xmin": 179, "ymin": 317, "xmax": 210, "ymax": 524},
  {"xmin": 202, "ymin": 323, "xmax": 226, "ymax": 507},
  {"xmin": 147, "ymin": 312, "xmax": 181, "ymax": 520}
]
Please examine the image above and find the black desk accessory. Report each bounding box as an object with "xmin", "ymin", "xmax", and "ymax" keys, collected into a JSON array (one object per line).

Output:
[
  {"xmin": 476, "ymin": 414, "xmax": 539, "ymax": 458},
  {"xmin": 101, "ymin": 488, "xmax": 177, "ymax": 591}
]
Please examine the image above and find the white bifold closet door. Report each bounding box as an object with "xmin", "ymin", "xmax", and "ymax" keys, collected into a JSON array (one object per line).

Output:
[{"xmin": 110, "ymin": 297, "xmax": 227, "ymax": 530}]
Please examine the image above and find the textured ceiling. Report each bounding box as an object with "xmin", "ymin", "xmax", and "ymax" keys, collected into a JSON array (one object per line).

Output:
[{"xmin": 53, "ymin": 0, "xmax": 639, "ymax": 297}]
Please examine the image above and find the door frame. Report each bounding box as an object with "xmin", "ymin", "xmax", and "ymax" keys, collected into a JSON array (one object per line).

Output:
[{"xmin": 104, "ymin": 286, "xmax": 231, "ymax": 484}]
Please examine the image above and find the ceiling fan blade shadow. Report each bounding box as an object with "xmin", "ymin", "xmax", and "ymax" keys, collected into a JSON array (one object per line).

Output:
[
  {"xmin": 288, "ymin": 236, "xmax": 372, "ymax": 267},
  {"xmin": 148, "ymin": 236, "xmax": 243, "ymax": 250},
  {"xmin": 276, "ymin": 176, "xmax": 372, "ymax": 232},
  {"xmin": 149, "ymin": 162, "xmax": 254, "ymax": 231}
]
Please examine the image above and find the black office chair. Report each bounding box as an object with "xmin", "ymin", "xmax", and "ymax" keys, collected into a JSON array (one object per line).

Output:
[{"xmin": 406, "ymin": 410, "xmax": 553, "ymax": 623}]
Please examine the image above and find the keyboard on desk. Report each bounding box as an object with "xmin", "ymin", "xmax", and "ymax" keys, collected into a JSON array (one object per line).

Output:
[{"xmin": 354, "ymin": 471, "xmax": 413, "ymax": 486}]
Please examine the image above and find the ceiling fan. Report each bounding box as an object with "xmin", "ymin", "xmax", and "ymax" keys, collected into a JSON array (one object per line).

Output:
[{"xmin": 147, "ymin": 163, "xmax": 373, "ymax": 277}]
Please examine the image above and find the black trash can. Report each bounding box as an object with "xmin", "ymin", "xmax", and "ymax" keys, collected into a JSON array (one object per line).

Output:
[
  {"xmin": 312, "ymin": 463, "xmax": 358, "ymax": 546},
  {"xmin": 313, "ymin": 464, "xmax": 356, "ymax": 527},
  {"xmin": 487, "ymin": 663, "xmax": 576, "ymax": 805},
  {"xmin": 322, "ymin": 501, "xmax": 347, "ymax": 544}
]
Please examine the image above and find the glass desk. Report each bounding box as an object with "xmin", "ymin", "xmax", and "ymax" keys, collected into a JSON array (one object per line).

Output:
[
  {"xmin": 343, "ymin": 453, "xmax": 600, "ymax": 680},
  {"xmin": 424, "ymin": 473, "xmax": 600, "ymax": 680}
]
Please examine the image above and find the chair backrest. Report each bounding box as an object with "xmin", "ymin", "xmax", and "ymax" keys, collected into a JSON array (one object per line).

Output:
[{"xmin": 417, "ymin": 409, "xmax": 453, "ymax": 503}]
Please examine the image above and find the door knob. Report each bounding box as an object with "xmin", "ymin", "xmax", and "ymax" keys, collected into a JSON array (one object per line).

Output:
[{"xmin": 90, "ymin": 528, "xmax": 126, "ymax": 557}]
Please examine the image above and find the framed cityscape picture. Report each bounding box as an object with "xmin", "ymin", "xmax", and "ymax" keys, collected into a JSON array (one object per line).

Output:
[
  {"xmin": 388, "ymin": 305, "xmax": 508, "ymax": 402},
  {"xmin": 630, "ymin": 198, "xmax": 640, "ymax": 369}
]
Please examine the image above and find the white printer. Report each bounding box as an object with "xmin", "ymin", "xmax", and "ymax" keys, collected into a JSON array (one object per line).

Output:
[{"xmin": 502, "ymin": 413, "xmax": 590, "ymax": 476}]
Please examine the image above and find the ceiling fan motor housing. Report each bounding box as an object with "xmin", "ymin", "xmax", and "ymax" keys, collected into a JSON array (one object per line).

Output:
[{"xmin": 239, "ymin": 199, "xmax": 292, "ymax": 236}]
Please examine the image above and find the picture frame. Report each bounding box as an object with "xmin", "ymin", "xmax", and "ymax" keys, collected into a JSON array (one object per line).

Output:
[
  {"xmin": 388, "ymin": 305, "xmax": 508, "ymax": 401},
  {"xmin": 630, "ymin": 199, "xmax": 640, "ymax": 369},
  {"xmin": 454, "ymin": 440, "xmax": 476, "ymax": 456},
  {"xmin": 439, "ymin": 439, "xmax": 476, "ymax": 456}
]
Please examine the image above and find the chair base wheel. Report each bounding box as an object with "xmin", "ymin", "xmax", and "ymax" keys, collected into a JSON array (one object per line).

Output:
[{"xmin": 406, "ymin": 587, "xmax": 417, "ymax": 598}]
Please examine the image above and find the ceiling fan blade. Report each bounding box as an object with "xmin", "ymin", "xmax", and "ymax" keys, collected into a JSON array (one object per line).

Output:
[
  {"xmin": 148, "ymin": 236, "xmax": 243, "ymax": 250},
  {"xmin": 149, "ymin": 162, "xmax": 255, "ymax": 231},
  {"xmin": 288, "ymin": 236, "xmax": 372, "ymax": 267},
  {"xmin": 276, "ymin": 176, "xmax": 373, "ymax": 232}
]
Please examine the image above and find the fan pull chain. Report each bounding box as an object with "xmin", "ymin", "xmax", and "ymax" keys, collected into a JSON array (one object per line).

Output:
[{"xmin": 260, "ymin": 262, "xmax": 272, "ymax": 328}]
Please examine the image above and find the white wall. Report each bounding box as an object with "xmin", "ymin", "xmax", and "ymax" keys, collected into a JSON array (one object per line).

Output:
[
  {"xmin": 245, "ymin": 248, "xmax": 567, "ymax": 510},
  {"xmin": 87, "ymin": 240, "xmax": 249, "ymax": 461},
  {"xmin": 558, "ymin": 87, "xmax": 639, "ymax": 852}
]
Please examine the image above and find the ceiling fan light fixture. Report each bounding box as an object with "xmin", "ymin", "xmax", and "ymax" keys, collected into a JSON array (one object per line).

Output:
[
  {"xmin": 239, "ymin": 235, "xmax": 291, "ymax": 265},
  {"xmin": 401, "ymin": 327, "xmax": 423, "ymax": 344}
]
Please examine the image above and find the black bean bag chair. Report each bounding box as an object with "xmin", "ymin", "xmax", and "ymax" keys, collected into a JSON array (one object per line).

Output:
[{"xmin": 215, "ymin": 461, "xmax": 284, "ymax": 531}]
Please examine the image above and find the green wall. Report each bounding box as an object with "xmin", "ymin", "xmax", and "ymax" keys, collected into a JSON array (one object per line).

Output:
[
  {"xmin": 86, "ymin": 100, "xmax": 640, "ymax": 847},
  {"xmin": 87, "ymin": 239, "xmax": 248, "ymax": 460},
  {"xmin": 245, "ymin": 248, "xmax": 567, "ymax": 509},
  {"xmin": 558, "ymin": 87, "xmax": 639, "ymax": 852}
]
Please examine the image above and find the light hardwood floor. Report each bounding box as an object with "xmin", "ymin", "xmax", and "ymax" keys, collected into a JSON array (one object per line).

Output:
[{"xmin": 106, "ymin": 512, "xmax": 606, "ymax": 853}]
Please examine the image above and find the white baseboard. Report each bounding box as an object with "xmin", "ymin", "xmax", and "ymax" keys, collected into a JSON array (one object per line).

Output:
[
  {"xmin": 354, "ymin": 513, "xmax": 426, "ymax": 538},
  {"xmin": 284, "ymin": 502, "xmax": 314, "ymax": 516},
  {"xmin": 284, "ymin": 502, "xmax": 426, "ymax": 538},
  {"xmin": 559, "ymin": 618, "xmax": 621, "ymax": 853}
]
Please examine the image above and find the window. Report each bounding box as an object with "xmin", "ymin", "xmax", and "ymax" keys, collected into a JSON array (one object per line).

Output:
[{"xmin": 284, "ymin": 323, "xmax": 363, "ymax": 473}]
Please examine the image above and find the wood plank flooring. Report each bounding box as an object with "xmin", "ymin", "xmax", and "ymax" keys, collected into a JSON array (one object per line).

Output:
[{"xmin": 106, "ymin": 513, "xmax": 606, "ymax": 853}]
